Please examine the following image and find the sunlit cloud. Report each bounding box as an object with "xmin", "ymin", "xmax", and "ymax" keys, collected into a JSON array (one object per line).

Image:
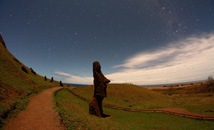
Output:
[
  {"xmin": 54, "ymin": 33, "xmax": 214, "ymax": 85},
  {"xmin": 54, "ymin": 70, "xmax": 93, "ymax": 84}
]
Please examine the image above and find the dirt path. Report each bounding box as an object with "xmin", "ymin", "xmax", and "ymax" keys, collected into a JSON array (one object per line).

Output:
[{"xmin": 5, "ymin": 87, "xmax": 64, "ymax": 130}]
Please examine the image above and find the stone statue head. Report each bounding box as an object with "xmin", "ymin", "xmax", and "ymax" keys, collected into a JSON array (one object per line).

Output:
[{"xmin": 93, "ymin": 61, "xmax": 110, "ymax": 97}]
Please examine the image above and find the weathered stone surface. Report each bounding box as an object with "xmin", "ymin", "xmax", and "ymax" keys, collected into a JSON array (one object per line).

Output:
[
  {"xmin": 89, "ymin": 97, "xmax": 103, "ymax": 117},
  {"xmin": 0, "ymin": 34, "xmax": 7, "ymax": 48},
  {"xmin": 93, "ymin": 61, "xmax": 110, "ymax": 97},
  {"xmin": 89, "ymin": 61, "xmax": 110, "ymax": 117}
]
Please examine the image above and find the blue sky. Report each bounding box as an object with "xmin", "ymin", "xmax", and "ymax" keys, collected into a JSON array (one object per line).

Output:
[{"xmin": 0, "ymin": 0, "xmax": 214, "ymax": 85}]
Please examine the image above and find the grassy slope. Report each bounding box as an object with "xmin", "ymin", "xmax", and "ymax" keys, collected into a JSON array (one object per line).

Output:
[
  {"xmin": 152, "ymin": 86, "xmax": 214, "ymax": 114},
  {"xmin": 73, "ymin": 84, "xmax": 172, "ymax": 109},
  {"xmin": 56, "ymin": 88, "xmax": 214, "ymax": 130},
  {"xmin": 73, "ymin": 84, "xmax": 214, "ymax": 114},
  {"xmin": 0, "ymin": 41, "xmax": 59, "ymax": 126}
]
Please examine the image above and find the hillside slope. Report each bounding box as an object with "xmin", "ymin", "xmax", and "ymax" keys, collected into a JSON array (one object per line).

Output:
[
  {"xmin": 0, "ymin": 35, "xmax": 59, "ymax": 127},
  {"xmin": 73, "ymin": 84, "xmax": 172, "ymax": 109}
]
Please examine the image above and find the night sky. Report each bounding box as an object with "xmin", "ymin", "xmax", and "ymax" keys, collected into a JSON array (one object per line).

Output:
[{"xmin": 0, "ymin": 0, "xmax": 214, "ymax": 85}]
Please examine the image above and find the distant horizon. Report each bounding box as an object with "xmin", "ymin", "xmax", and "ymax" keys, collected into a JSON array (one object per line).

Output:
[{"xmin": 65, "ymin": 79, "xmax": 206, "ymax": 87}]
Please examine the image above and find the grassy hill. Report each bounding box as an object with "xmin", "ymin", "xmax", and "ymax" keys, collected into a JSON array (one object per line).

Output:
[
  {"xmin": 55, "ymin": 88, "xmax": 214, "ymax": 130},
  {"xmin": 0, "ymin": 35, "xmax": 59, "ymax": 127},
  {"xmin": 72, "ymin": 84, "xmax": 214, "ymax": 114},
  {"xmin": 73, "ymin": 84, "xmax": 172, "ymax": 109}
]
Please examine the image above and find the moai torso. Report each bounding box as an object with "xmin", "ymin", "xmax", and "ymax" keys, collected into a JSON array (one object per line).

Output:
[{"xmin": 93, "ymin": 61, "xmax": 110, "ymax": 97}]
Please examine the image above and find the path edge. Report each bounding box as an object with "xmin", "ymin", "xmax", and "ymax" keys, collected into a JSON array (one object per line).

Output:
[{"xmin": 53, "ymin": 88, "xmax": 67, "ymax": 130}]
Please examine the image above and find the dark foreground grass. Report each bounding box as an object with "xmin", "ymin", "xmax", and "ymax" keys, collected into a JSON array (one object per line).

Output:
[{"xmin": 55, "ymin": 88, "xmax": 214, "ymax": 130}]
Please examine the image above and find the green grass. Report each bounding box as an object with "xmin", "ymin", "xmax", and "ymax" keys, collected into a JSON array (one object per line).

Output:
[
  {"xmin": 56, "ymin": 88, "xmax": 214, "ymax": 130},
  {"xmin": 150, "ymin": 85, "xmax": 214, "ymax": 114},
  {"xmin": 0, "ymin": 42, "xmax": 60, "ymax": 127},
  {"xmin": 169, "ymin": 94, "xmax": 214, "ymax": 114},
  {"xmin": 73, "ymin": 84, "xmax": 214, "ymax": 115},
  {"xmin": 73, "ymin": 84, "xmax": 172, "ymax": 110}
]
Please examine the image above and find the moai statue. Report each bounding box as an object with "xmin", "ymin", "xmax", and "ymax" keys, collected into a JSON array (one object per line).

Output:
[
  {"xmin": 60, "ymin": 81, "xmax": 63, "ymax": 86},
  {"xmin": 89, "ymin": 61, "xmax": 110, "ymax": 117},
  {"xmin": 44, "ymin": 76, "xmax": 47, "ymax": 81},
  {"xmin": 50, "ymin": 77, "xmax": 54, "ymax": 82},
  {"xmin": 30, "ymin": 68, "xmax": 37, "ymax": 75}
]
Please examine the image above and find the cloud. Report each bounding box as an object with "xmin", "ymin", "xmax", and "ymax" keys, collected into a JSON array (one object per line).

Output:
[
  {"xmin": 54, "ymin": 70, "xmax": 93, "ymax": 84},
  {"xmin": 113, "ymin": 33, "xmax": 214, "ymax": 69},
  {"xmin": 54, "ymin": 33, "xmax": 214, "ymax": 85}
]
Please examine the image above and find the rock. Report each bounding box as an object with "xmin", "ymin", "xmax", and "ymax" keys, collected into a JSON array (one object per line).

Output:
[
  {"xmin": 0, "ymin": 34, "xmax": 7, "ymax": 48},
  {"xmin": 89, "ymin": 61, "xmax": 110, "ymax": 117}
]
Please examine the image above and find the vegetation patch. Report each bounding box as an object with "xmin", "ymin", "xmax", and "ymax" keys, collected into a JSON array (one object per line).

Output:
[
  {"xmin": 55, "ymin": 88, "xmax": 214, "ymax": 130},
  {"xmin": 73, "ymin": 84, "xmax": 214, "ymax": 115},
  {"xmin": 0, "ymin": 43, "xmax": 60, "ymax": 128},
  {"xmin": 73, "ymin": 84, "xmax": 172, "ymax": 110}
]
